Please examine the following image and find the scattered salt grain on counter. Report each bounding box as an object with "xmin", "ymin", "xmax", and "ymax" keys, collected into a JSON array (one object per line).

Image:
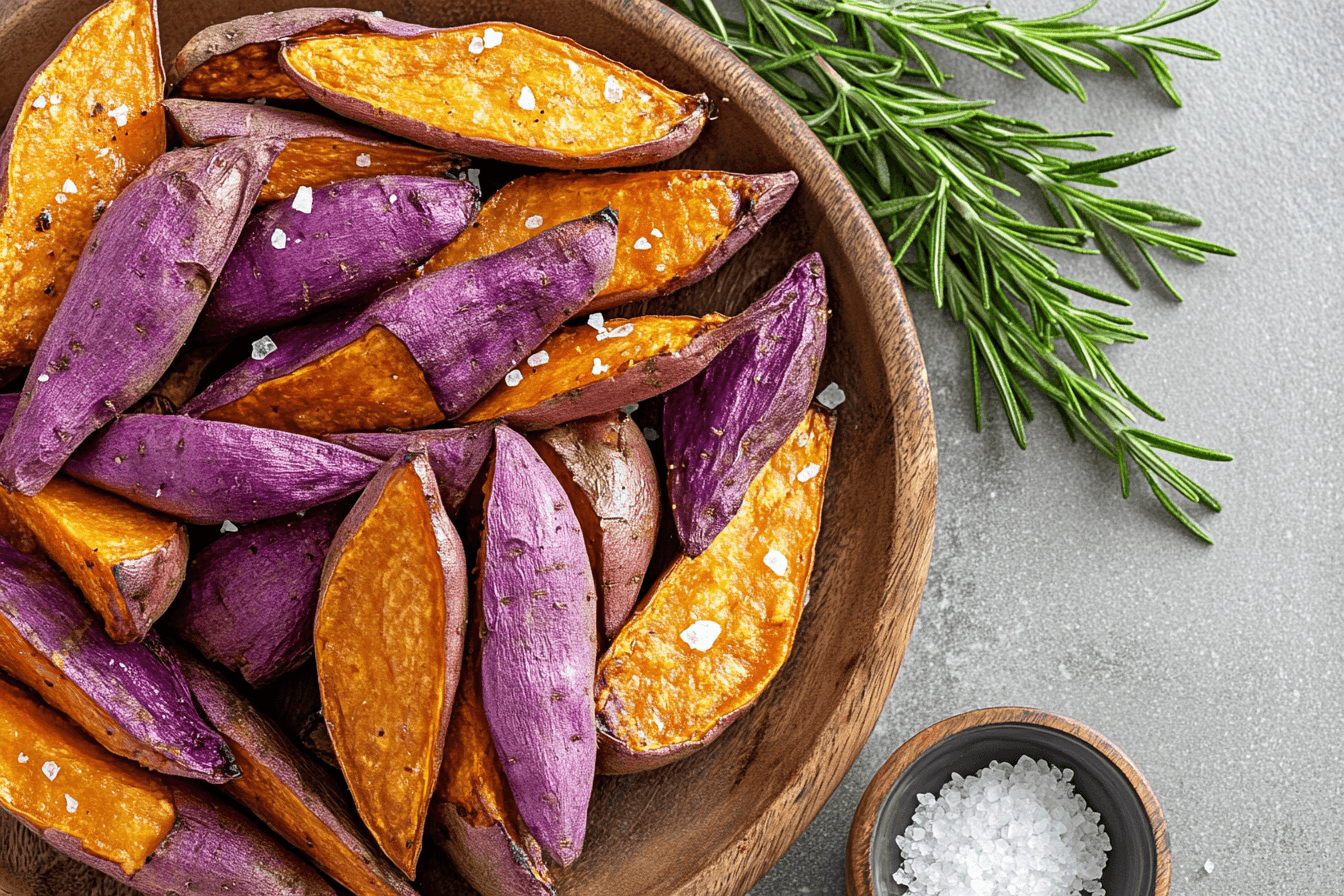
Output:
[
  {"xmin": 679, "ymin": 620, "xmax": 721, "ymax": 651},
  {"xmin": 643, "ymin": 427, "xmax": 659, "ymax": 441},
  {"xmin": 355, "ymin": 153, "xmax": 372, "ymax": 168},
  {"xmin": 1204, "ymin": 859, "xmax": 1215, "ymax": 874},
  {"xmin": 252, "ymin": 336, "xmax": 278, "ymax": 360},
  {"xmin": 604, "ymin": 75, "xmax": 624, "ymax": 103},
  {"xmin": 517, "ymin": 86, "xmax": 536, "ymax": 111},
  {"xmin": 763, "ymin": 549, "xmax": 788, "ymax": 576},
  {"xmin": 816, "ymin": 382, "xmax": 845, "ymax": 409},
  {"xmin": 42, "ymin": 761, "xmax": 60, "ymax": 782},
  {"xmin": 271, "ymin": 229, "xmax": 287, "ymax": 250},
  {"xmin": 527, "ymin": 351, "xmax": 550, "ymax": 367},
  {"xmin": 483, "ymin": 27, "xmax": 503, "ymax": 48},
  {"xmin": 893, "ymin": 755, "xmax": 1110, "ymax": 896},
  {"xmin": 504, "ymin": 369, "xmax": 523, "ymax": 387},
  {"xmin": 220, "ymin": 520, "xmax": 239, "ymax": 534},
  {"xmin": 525, "ymin": 214, "xmax": 543, "ymax": 229},
  {"xmin": 65, "ymin": 795, "xmax": 78, "ymax": 813},
  {"xmin": 468, "ymin": 35, "xmax": 485, "ymax": 54},
  {"xmin": 292, "ymin": 185, "xmax": 313, "ymax": 214},
  {"xmin": 797, "ymin": 463, "xmax": 821, "ymax": 483}
]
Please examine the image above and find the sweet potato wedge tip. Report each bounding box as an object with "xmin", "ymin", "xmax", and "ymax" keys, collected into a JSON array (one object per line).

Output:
[
  {"xmin": 0, "ymin": 673, "xmax": 175, "ymax": 875},
  {"xmin": 322, "ymin": 425, "xmax": 493, "ymax": 516},
  {"xmin": 168, "ymin": 8, "xmax": 430, "ymax": 101},
  {"xmin": 280, "ymin": 23, "xmax": 710, "ymax": 169},
  {"xmin": 317, "ymin": 453, "xmax": 467, "ymax": 876},
  {"xmin": 0, "ymin": 0, "xmax": 166, "ymax": 368},
  {"xmin": 595, "ymin": 407, "xmax": 835, "ymax": 774},
  {"xmin": 425, "ymin": 170, "xmax": 798, "ymax": 312}
]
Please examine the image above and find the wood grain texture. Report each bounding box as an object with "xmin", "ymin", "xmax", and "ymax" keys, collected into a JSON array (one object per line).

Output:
[
  {"xmin": 0, "ymin": 1, "xmax": 938, "ymax": 894},
  {"xmin": 845, "ymin": 707, "xmax": 1171, "ymax": 896}
]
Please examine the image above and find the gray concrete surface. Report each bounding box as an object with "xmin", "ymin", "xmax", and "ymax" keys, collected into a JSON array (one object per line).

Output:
[{"xmin": 741, "ymin": 1, "xmax": 1344, "ymax": 893}]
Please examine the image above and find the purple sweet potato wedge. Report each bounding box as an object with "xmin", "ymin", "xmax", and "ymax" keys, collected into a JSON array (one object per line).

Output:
[
  {"xmin": 62, "ymin": 415, "xmax": 382, "ymax": 525},
  {"xmin": 480, "ymin": 427, "xmax": 598, "ymax": 867},
  {"xmin": 194, "ymin": 175, "xmax": 480, "ymax": 343},
  {"xmin": 175, "ymin": 648, "xmax": 420, "ymax": 896},
  {"xmin": 165, "ymin": 504, "xmax": 345, "ymax": 687},
  {"xmin": 531, "ymin": 413, "xmax": 659, "ymax": 642},
  {"xmin": 279, "ymin": 23, "xmax": 709, "ymax": 170},
  {"xmin": 0, "ymin": 138, "xmax": 285, "ymax": 496},
  {"xmin": 167, "ymin": 8, "xmax": 430, "ymax": 101},
  {"xmin": 321, "ymin": 425, "xmax": 493, "ymax": 515},
  {"xmin": 664, "ymin": 253, "xmax": 828, "ymax": 555},
  {"xmin": 0, "ymin": 538, "xmax": 236, "ymax": 782},
  {"xmin": 182, "ymin": 209, "xmax": 618, "ymax": 436}
]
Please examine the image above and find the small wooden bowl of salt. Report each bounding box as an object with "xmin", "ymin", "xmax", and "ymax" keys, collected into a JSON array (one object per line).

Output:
[{"xmin": 846, "ymin": 707, "xmax": 1170, "ymax": 896}]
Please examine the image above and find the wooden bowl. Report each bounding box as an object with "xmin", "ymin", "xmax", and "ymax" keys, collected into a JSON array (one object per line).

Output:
[
  {"xmin": 0, "ymin": 1, "xmax": 938, "ymax": 893},
  {"xmin": 847, "ymin": 707, "xmax": 1171, "ymax": 896}
]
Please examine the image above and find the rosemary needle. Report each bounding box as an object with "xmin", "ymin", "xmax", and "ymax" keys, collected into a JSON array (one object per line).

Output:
[{"xmin": 677, "ymin": 0, "xmax": 1235, "ymax": 542}]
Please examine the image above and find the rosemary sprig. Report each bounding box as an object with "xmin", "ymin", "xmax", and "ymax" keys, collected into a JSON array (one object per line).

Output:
[{"xmin": 677, "ymin": 0, "xmax": 1235, "ymax": 541}]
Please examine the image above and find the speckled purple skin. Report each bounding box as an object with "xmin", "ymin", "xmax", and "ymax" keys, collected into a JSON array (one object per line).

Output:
[
  {"xmin": 111, "ymin": 527, "xmax": 190, "ymax": 642},
  {"xmin": 0, "ymin": 139, "xmax": 285, "ymax": 496},
  {"xmin": 194, "ymin": 176, "xmax": 480, "ymax": 343},
  {"xmin": 39, "ymin": 784, "xmax": 336, "ymax": 896},
  {"xmin": 321, "ymin": 425, "xmax": 493, "ymax": 515},
  {"xmin": 166, "ymin": 504, "xmax": 345, "ymax": 687},
  {"xmin": 664, "ymin": 254, "xmax": 828, "ymax": 556},
  {"xmin": 480, "ymin": 428, "xmax": 597, "ymax": 868},
  {"xmin": 0, "ymin": 540, "xmax": 235, "ymax": 782},
  {"xmin": 184, "ymin": 209, "xmax": 618, "ymax": 422},
  {"xmin": 429, "ymin": 803, "xmax": 554, "ymax": 896},
  {"xmin": 175, "ymin": 649, "xmax": 420, "ymax": 896},
  {"xmin": 166, "ymin": 7, "xmax": 431, "ymax": 95},
  {"xmin": 62, "ymin": 415, "xmax": 382, "ymax": 525}
]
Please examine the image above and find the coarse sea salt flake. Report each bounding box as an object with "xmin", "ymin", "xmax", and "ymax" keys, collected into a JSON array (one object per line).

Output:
[
  {"xmin": 643, "ymin": 427, "xmax": 659, "ymax": 442},
  {"xmin": 37, "ymin": 373, "xmax": 49, "ymax": 383},
  {"xmin": 567, "ymin": 60, "xmax": 581, "ymax": 75},
  {"xmin": 633, "ymin": 237, "xmax": 652, "ymax": 250},
  {"xmin": 355, "ymin": 153, "xmax": 372, "ymax": 168},
  {"xmin": 220, "ymin": 520, "xmax": 239, "ymax": 534},
  {"xmin": 50, "ymin": 94, "xmax": 61, "ymax": 105},
  {"xmin": 763, "ymin": 549, "xmax": 788, "ymax": 576},
  {"xmin": 271, "ymin": 228, "xmax": 287, "ymax": 250},
  {"xmin": 55, "ymin": 194, "xmax": 67, "ymax": 204},
  {"xmin": 817, "ymin": 382, "xmax": 845, "ymax": 409},
  {"xmin": 33, "ymin": 96, "xmax": 47, "ymax": 109},
  {"xmin": 591, "ymin": 358, "xmax": 609, "ymax": 376},
  {"xmin": 656, "ymin": 264, "xmax": 666, "ymax": 272},
  {"xmin": 1204, "ymin": 859, "xmax": 1215, "ymax": 874},
  {"xmin": 109, "ymin": 105, "xmax": 130, "ymax": 127},
  {"xmin": 484, "ymin": 27, "xmax": 503, "ymax": 48},
  {"xmin": 62, "ymin": 179, "xmax": 77, "ymax": 194},
  {"xmin": 65, "ymin": 794, "xmax": 78, "ymax": 813},
  {"xmin": 679, "ymin": 620, "xmax": 721, "ymax": 651},
  {"xmin": 587, "ymin": 312, "xmax": 606, "ymax": 332},
  {"xmin": 525, "ymin": 214, "xmax": 544, "ymax": 229},
  {"xmin": 517, "ymin": 86, "xmax": 536, "ymax": 111},
  {"xmin": 597, "ymin": 322, "xmax": 634, "ymax": 341},
  {"xmin": 42, "ymin": 761, "xmax": 60, "ymax": 781},
  {"xmin": 504, "ymin": 369, "xmax": 523, "ymax": 387},
  {"xmin": 797, "ymin": 463, "xmax": 821, "ymax": 483},
  {"xmin": 604, "ymin": 75, "xmax": 624, "ymax": 103},
  {"xmin": 469, "ymin": 36, "xmax": 485, "ymax": 54},
  {"xmin": 17, "ymin": 753, "xmax": 27, "ymax": 764},
  {"xmin": 651, "ymin": 227, "xmax": 663, "ymax": 238},
  {"xmin": 252, "ymin": 336, "xmax": 277, "ymax": 360},
  {"xmin": 621, "ymin": 403, "xmax": 639, "ymax": 413},
  {"xmin": 527, "ymin": 351, "xmax": 550, "ymax": 367},
  {"xmin": 292, "ymin": 185, "xmax": 313, "ymax": 214},
  {"xmin": 389, "ymin": 194, "xmax": 397, "ymax": 204}
]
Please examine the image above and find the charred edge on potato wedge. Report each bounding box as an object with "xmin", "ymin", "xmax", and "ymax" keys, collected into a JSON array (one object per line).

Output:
[
  {"xmin": 0, "ymin": 672, "xmax": 176, "ymax": 875},
  {"xmin": 279, "ymin": 23, "xmax": 709, "ymax": 169},
  {"xmin": 166, "ymin": 504, "xmax": 345, "ymax": 688},
  {"xmin": 0, "ymin": 0, "xmax": 166, "ymax": 368},
  {"xmin": 167, "ymin": 8, "xmax": 430, "ymax": 101},
  {"xmin": 321, "ymin": 425, "xmax": 493, "ymax": 517},
  {"xmin": 424, "ymin": 170, "xmax": 798, "ymax": 312},
  {"xmin": 0, "ymin": 538, "xmax": 237, "ymax": 782},
  {"xmin": 129, "ymin": 341, "xmax": 231, "ymax": 415},
  {"xmin": 594, "ymin": 407, "xmax": 834, "ymax": 774},
  {"xmin": 530, "ymin": 413, "xmax": 660, "ymax": 642},
  {"xmin": 316, "ymin": 452, "xmax": 467, "ymax": 876},
  {"xmin": 479, "ymin": 427, "xmax": 597, "ymax": 867}
]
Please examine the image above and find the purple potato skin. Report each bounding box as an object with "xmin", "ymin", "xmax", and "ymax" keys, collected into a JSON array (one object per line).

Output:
[
  {"xmin": 173, "ymin": 648, "xmax": 420, "ymax": 896},
  {"xmin": 321, "ymin": 425, "xmax": 493, "ymax": 515},
  {"xmin": 165, "ymin": 504, "xmax": 345, "ymax": 687},
  {"xmin": 428, "ymin": 805, "xmax": 554, "ymax": 896},
  {"xmin": 480, "ymin": 428, "xmax": 597, "ymax": 868},
  {"xmin": 37, "ymin": 784, "xmax": 335, "ymax": 896},
  {"xmin": 61, "ymin": 415, "xmax": 382, "ymax": 525},
  {"xmin": 166, "ymin": 8, "xmax": 430, "ymax": 95},
  {"xmin": 663, "ymin": 253, "xmax": 828, "ymax": 555},
  {"xmin": 276, "ymin": 29, "xmax": 710, "ymax": 171},
  {"xmin": 0, "ymin": 138, "xmax": 286, "ymax": 496},
  {"xmin": 0, "ymin": 539, "xmax": 236, "ymax": 782},
  {"xmin": 164, "ymin": 97, "xmax": 458, "ymax": 152},
  {"xmin": 194, "ymin": 176, "xmax": 481, "ymax": 343},
  {"xmin": 183, "ymin": 209, "xmax": 618, "ymax": 422},
  {"xmin": 531, "ymin": 413, "xmax": 659, "ymax": 641}
]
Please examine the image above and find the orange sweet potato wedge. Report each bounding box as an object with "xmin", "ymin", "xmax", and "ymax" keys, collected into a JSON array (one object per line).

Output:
[
  {"xmin": 0, "ymin": 0, "xmax": 166, "ymax": 367},
  {"xmin": 424, "ymin": 170, "xmax": 797, "ymax": 312},
  {"xmin": 280, "ymin": 23, "xmax": 710, "ymax": 169},
  {"xmin": 594, "ymin": 407, "xmax": 834, "ymax": 774},
  {"xmin": 0, "ymin": 672, "xmax": 176, "ymax": 876},
  {"xmin": 0, "ymin": 476, "xmax": 187, "ymax": 644},
  {"xmin": 316, "ymin": 452, "xmax": 467, "ymax": 877}
]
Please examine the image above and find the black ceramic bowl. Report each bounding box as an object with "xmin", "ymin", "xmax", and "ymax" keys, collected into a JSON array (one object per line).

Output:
[{"xmin": 846, "ymin": 707, "xmax": 1170, "ymax": 896}]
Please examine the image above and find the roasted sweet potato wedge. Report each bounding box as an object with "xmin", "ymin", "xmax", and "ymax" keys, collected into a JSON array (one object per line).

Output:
[
  {"xmin": 316, "ymin": 452, "xmax": 467, "ymax": 876},
  {"xmin": 166, "ymin": 504, "xmax": 345, "ymax": 687},
  {"xmin": 184, "ymin": 209, "xmax": 618, "ymax": 436},
  {"xmin": 280, "ymin": 23, "xmax": 709, "ymax": 169},
  {"xmin": 0, "ymin": 538, "xmax": 236, "ymax": 783},
  {"xmin": 594, "ymin": 407, "xmax": 834, "ymax": 774},
  {"xmin": 665, "ymin": 254, "xmax": 828, "ymax": 555},
  {"xmin": 531, "ymin": 413, "xmax": 659, "ymax": 642},
  {"xmin": 322, "ymin": 425, "xmax": 493, "ymax": 516},
  {"xmin": 0, "ymin": 0, "xmax": 166, "ymax": 368},
  {"xmin": 168, "ymin": 8, "xmax": 429, "ymax": 101},
  {"xmin": 480, "ymin": 428, "xmax": 598, "ymax": 867},
  {"xmin": 176, "ymin": 649, "xmax": 420, "ymax": 896},
  {"xmin": 424, "ymin": 170, "xmax": 797, "ymax": 312}
]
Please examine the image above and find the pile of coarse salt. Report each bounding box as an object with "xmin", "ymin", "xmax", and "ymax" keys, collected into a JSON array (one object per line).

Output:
[{"xmin": 894, "ymin": 755, "xmax": 1111, "ymax": 896}]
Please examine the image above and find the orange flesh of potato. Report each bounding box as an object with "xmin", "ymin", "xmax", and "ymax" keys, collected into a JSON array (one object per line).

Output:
[
  {"xmin": 596, "ymin": 408, "xmax": 834, "ymax": 752},
  {"xmin": 0, "ymin": 476, "xmax": 186, "ymax": 642},
  {"xmin": 203, "ymin": 325, "xmax": 445, "ymax": 436},
  {"xmin": 423, "ymin": 170, "xmax": 750, "ymax": 304},
  {"xmin": 282, "ymin": 24, "xmax": 703, "ymax": 162},
  {"xmin": 0, "ymin": 0, "xmax": 166, "ymax": 367},
  {"xmin": 256, "ymin": 136, "xmax": 464, "ymax": 205},
  {"xmin": 316, "ymin": 460, "xmax": 454, "ymax": 875},
  {"xmin": 0, "ymin": 674, "xmax": 175, "ymax": 875},
  {"xmin": 458, "ymin": 314, "xmax": 726, "ymax": 423}
]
